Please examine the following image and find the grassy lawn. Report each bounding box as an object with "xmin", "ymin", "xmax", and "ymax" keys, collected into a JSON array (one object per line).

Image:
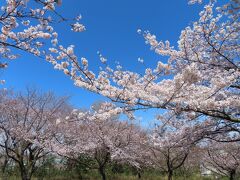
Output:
[{"xmin": 0, "ymin": 174, "xmax": 228, "ymax": 180}]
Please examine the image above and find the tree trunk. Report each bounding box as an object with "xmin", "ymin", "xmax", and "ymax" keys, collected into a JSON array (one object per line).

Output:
[
  {"xmin": 1, "ymin": 158, "xmax": 8, "ymax": 180},
  {"xmin": 229, "ymin": 170, "xmax": 236, "ymax": 180},
  {"xmin": 167, "ymin": 170, "xmax": 173, "ymax": 180},
  {"xmin": 1, "ymin": 158, "xmax": 8, "ymax": 173},
  {"xmin": 20, "ymin": 166, "xmax": 31, "ymax": 180},
  {"xmin": 77, "ymin": 171, "xmax": 83, "ymax": 180},
  {"xmin": 137, "ymin": 172, "xmax": 141, "ymax": 179},
  {"xmin": 21, "ymin": 173, "xmax": 31, "ymax": 180},
  {"xmin": 99, "ymin": 166, "xmax": 106, "ymax": 180}
]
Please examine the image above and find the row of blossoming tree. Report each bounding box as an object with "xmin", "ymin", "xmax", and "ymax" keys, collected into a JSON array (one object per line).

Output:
[
  {"xmin": 0, "ymin": 0, "xmax": 239, "ymax": 180},
  {"xmin": 0, "ymin": 88, "xmax": 239, "ymax": 180}
]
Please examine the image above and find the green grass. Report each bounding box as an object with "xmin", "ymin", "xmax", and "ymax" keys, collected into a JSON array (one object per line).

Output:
[
  {"xmin": 0, "ymin": 174, "xmax": 230, "ymax": 180},
  {"xmin": 0, "ymin": 166, "xmax": 235, "ymax": 180}
]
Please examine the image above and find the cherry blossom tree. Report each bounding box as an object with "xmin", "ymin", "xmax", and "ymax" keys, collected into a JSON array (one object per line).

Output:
[
  {"xmin": 0, "ymin": 88, "xmax": 69, "ymax": 180},
  {"xmin": 148, "ymin": 112, "xmax": 240, "ymax": 179},
  {"xmin": 0, "ymin": 148, "xmax": 10, "ymax": 180},
  {"xmin": 0, "ymin": 0, "xmax": 85, "ymax": 84},
  {"xmin": 49, "ymin": 0, "xmax": 239, "ymax": 126},
  {"xmin": 147, "ymin": 113, "xmax": 201, "ymax": 180},
  {"xmin": 0, "ymin": 1, "xmax": 239, "ymax": 178},
  {"xmin": 2, "ymin": 1, "xmax": 238, "ymax": 139},
  {"xmin": 1, "ymin": 0, "xmax": 238, "ymax": 127},
  {"xmin": 183, "ymin": 146, "xmax": 203, "ymax": 177},
  {"xmin": 52, "ymin": 102, "xmax": 148, "ymax": 180},
  {"xmin": 202, "ymin": 141, "xmax": 240, "ymax": 180},
  {"xmin": 199, "ymin": 119, "xmax": 240, "ymax": 142}
]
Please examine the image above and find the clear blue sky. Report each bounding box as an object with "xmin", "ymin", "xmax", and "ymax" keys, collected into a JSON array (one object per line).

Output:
[{"xmin": 2, "ymin": 0, "xmax": 205, "ymax": 124}]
